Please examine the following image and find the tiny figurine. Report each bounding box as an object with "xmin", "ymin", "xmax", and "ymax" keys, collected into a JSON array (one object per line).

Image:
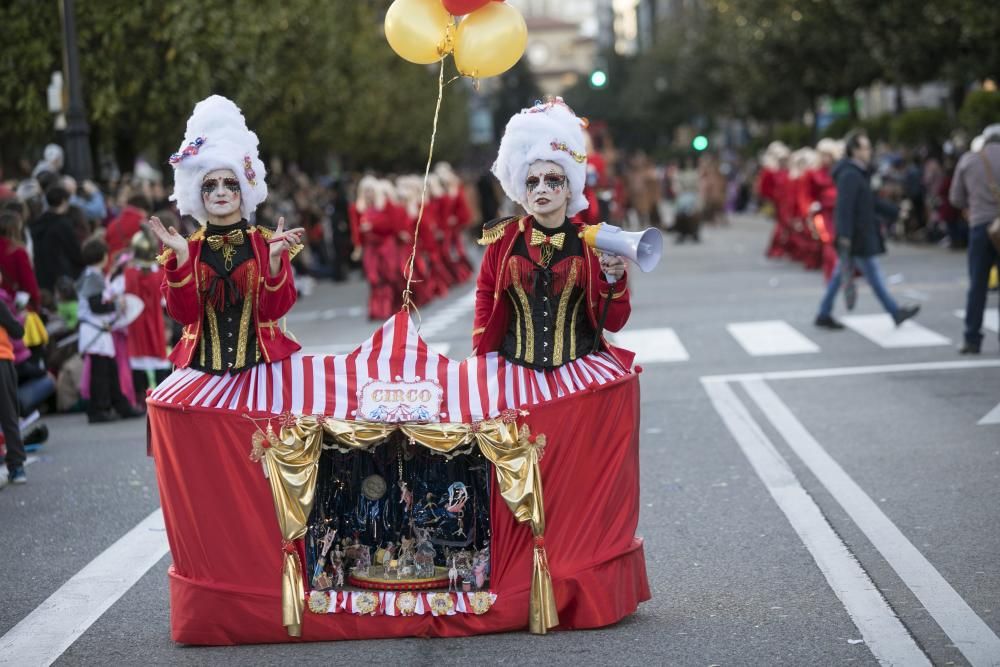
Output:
[
  {"xmin": 399, "ymin": 480, "xmax": 413, "ymax": 512},
  {"xmin": 448, "ymin": 556, "xmax": 458, "ymax": 592}
]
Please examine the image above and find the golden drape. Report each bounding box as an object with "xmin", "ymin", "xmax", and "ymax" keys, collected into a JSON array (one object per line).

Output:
[{"xmin": 258, "ymin": 414, "xmax": 557, "ymax": 636}]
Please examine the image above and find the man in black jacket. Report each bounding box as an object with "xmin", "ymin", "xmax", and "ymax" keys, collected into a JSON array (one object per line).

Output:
[
  {"xmin": 28, "ymin": 185, "xmax": 84, "ymax": 295},
  {"xmin": 815, "ymin": 131, "xmax": 919, "ymax": 329}
]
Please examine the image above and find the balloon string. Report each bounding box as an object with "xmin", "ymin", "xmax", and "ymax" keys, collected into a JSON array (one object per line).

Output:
[{"xmin": 402, "ymin": 58, "xmax": 446, "ymax": 318}]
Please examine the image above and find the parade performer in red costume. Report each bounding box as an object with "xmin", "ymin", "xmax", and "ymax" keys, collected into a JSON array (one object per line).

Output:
[
  {"xmin": 810, "ymin": 139, "xmax": 843, "ymax": 282},
  {"xmin": 473, "ymin": 96, "xmax": 647, "ymax": 623},
  {"xmin": 475, "ymin": 97, "xmax": 636, "ymax": 387},
  {"xmin": 350, "ymin": 177, "xmax": 405, "ymax": 320},
  {"xmin": 435, "ymin": 163, "xmax": 474, "ymax": 284},
  {"xmin": 148, "ymin": 95, "xmax": 303, "ymax": 373},
  {"xmin": 123, "ymin": 229, "xmax": 172, "ymax": 402},
  {"xmin": 760, "ymin": 142, "xmax": 793, "ymax": 259},
  {"xmin": 788, "ymin": 148, "xmax": 822, "ymax": 269}
]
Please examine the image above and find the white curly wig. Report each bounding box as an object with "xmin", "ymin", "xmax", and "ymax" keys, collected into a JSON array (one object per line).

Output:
[
  {"xmin": 169, "ymin": 95, "xmax": 267, "ymax": 223},
  {"xmin": 492, "ymin": 97, "xmax": 589, "ymax": 217}
]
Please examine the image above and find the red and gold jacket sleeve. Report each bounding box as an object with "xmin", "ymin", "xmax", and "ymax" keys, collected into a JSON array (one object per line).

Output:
[
  {"xmin": 160, "ymin": 243, "xmax": 201, "ymax": 326},
  {"xmin": 472, "ymin": 239, "xmax": 501, "ymax": 350},
  {"xmin": 590, "ymin": 256, "xmax": 631, "ymax": 334},
  {"xmin": 257, "ymin": 247, "xmax": 297, "ymax": 323}
]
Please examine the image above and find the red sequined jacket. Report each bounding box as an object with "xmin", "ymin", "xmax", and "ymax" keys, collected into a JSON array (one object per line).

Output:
[
  {"xmin": 472, "ymin": 216, "xmax": 634, "ymax": 370},
  {"xmin": 159, "ymin": 225, "xmax": 300, "ymax": 369}
]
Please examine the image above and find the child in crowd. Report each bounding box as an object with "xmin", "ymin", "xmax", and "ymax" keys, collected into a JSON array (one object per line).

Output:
[
  {"xmin": 0, "ymin": 273, "xmax": 26, "ymax": 484},
  {"xmin": 75, "ymin": 238, "xmax": 144, "ymax": 423}
]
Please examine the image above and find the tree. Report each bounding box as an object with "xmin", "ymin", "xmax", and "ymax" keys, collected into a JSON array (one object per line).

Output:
[{"xmin": 0, "ymin": 0, "xmax": 469, "ymax": 177}]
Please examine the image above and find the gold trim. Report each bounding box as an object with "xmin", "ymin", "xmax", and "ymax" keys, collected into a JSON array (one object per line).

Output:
[
  {"xmin": 264, "ymin": 271, "xmax": 287, "ymax": 292},
  {"xmin": 568, "ymin": 289, "xmax": 585, "ymax": 361},
  {"xmin": 206, "ymin": 307, "xmax": 222, "ymax": 370},
  {"xmin": 235, "ymin": 267, "xmax": 255, "ymax": 367},
  {"xmin": 199, "ymin": 329, "xmax": 206, "ymax": 367},
  {"xmin": 167, "ymin": 272, "xmax": 193, "ymax": 289},
  {"xmin": 611, "ymin": 288, "xmax": 627, "ymax": 300},
  {"xmin": 552, "ymin": 259, "xmax": 579, "ymax": 366},
  {"xmin": 477, "ymin": 216, "xmax": 519, "ymax": 245},
  {"xmin": 509, "ymin": 260, "xmax": 533, "ymax": 364}
]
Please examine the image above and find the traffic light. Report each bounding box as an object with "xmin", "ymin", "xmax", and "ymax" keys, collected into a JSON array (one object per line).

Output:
[
  {"xmin": 692, "ymin": 135, "xmax": 709, "ymax": 151},
  {"xmin": 589, "ymin": 69, "xmax": 608, "ymax": 89}
]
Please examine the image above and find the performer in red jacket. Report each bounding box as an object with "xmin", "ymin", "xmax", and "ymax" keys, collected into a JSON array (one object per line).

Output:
[
  {"xmin": 810, "ymin": 139, "xmax": 843, "ymax": 281},
  {"xmin": 475, "ymin": 97, "xmax": 633, "ymax": 371},
  {"xmin": 435, "ymin": 163, "xmax": 474, "ymax": 284},
  {"xmin": 350, "ymin": 177, "xmax": 406, "ymax": 320},
  {"xmin": 148, "ymin": 95, "xmax": 303, "ymax": 373}
]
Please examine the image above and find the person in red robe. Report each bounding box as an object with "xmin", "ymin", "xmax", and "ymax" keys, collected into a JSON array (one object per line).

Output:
[
  {"xmin": 810, "ymin": 139, "xmax": 843, "ymax": 281},
  {"xmin": 105, "ymin": 195, "xmax": 150, "ymax": 266},
  {"xmin": 760, "ymin": 141, "xmax": 793, "ymax": 259},
  {"xmin": 123, "ymin": 228, "xmax": 172, "ymax": 403},
  {"xmin": 350, "ymin": 177, "xmax": 406, "ymax": 320},
  {"xmin": 435, "ymin": 163, "xmax": 474, "ymax": 284}
]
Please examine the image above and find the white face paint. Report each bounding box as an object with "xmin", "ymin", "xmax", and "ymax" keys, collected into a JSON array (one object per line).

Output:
[
  {"xmin": 524, "ymin": 160, "xmax": 569, "ymax": 218},
  {"xmin": 201, "ymin": 168, "xmax": 242, "ymax": 219}
]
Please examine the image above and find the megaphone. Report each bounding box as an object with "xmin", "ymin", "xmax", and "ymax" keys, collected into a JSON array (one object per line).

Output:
[{"xmin": 582, "ymin": 223, "xmax": 663, "ymax": 281}]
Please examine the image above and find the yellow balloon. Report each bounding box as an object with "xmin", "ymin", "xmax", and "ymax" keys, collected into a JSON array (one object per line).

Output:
[
  {"xmin": 385, "ymin": 0, "xmax": 455, "ymax": 65},
  {"xmin": 454, "ymin": 2, "xmax": 528, "ymax": 78}
]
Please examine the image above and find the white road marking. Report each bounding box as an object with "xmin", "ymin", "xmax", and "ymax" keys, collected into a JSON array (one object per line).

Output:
[
  {"xmin": 608, "ymin": 327, "xmax": 689, "ymax": 363},
  {"xmin": 416, "ymin": 289, "xmax": 476, "ymax": 340},
  {"xmin": 726, "ymin": 320, "xmax": 820, "ymax": 356},
  {"xmin": 702, "ymin": 380, "xmax": 929, "ymax": 667},
  {"xmin": 703, "ymin": 359, "xmax": 1000, "ymax": 384},
  {"xmin": 742, "ymin": 378, "xmax": 1000, "ymax": 667},
  {"xmin": 0, "ymin": 508, "xmax": 169, "ymax": 666},
  {"xmin": 841, "ymin": 314, "xmax": 950, "ymax": 348},
  {"xmin": 978, "ymin": 401, "xmax": 1000, "ymax": 426},
  {"xmin": 955, "ymin": 309, "xmax": 1000, "ymax": 333}
]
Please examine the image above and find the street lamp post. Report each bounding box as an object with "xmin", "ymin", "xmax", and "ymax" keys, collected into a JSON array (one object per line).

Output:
[{"xmin": 59, "ymin": 0, "xmax": 93, "ymax": 180}]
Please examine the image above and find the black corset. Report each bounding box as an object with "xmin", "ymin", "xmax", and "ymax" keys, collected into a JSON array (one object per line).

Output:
[{"xmin": 500, "ymin": 222, "xmax": 595, "ymax": 370}]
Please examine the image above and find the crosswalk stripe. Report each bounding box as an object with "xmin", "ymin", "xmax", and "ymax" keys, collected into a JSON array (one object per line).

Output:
[
  {"xmin": 954, "ymin": 309, "xmax": 1000, "ymax": 334},
  {"xmin": 608, "ymin": 327, "xmax": 689, "ymax": 363},
  {"xmin": 842, "ymin": 314, "xmax": 951, "ymax": 348},
  {"xmin": 978, "ymin": 402, "xmax": 1000, "ymax": 426},
  {"xmin": 726, "ymin": 320, "xmax": 820, "ymax": 356}
]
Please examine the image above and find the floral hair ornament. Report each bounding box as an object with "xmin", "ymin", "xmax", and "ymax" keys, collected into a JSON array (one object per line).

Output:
[
  {"xmin": 169, "ymin": 136, "xmax": 206, "ymax": 164},
  {"xmin": 550, "ymin": 141, "xmax": 586, "ymax": 164},
  {"xmin": 243, "ymin": 154, "xmax": 257, "ymax": 187}
]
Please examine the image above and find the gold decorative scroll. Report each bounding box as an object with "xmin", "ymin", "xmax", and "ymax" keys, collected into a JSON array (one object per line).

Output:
[{"xmin": 252, "ymin": 412, "xmax": 556, "ymax": 636}]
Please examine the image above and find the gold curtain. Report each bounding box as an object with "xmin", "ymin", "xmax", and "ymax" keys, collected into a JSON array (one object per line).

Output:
[{"xmin": 258, "ymin": 415, "xmax": 557, "ymax": 636}]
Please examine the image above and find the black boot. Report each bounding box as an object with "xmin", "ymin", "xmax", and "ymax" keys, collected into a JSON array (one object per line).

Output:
[{"xmin": 892, "ymin": 304, "xmax": 920, "ymax": 326}]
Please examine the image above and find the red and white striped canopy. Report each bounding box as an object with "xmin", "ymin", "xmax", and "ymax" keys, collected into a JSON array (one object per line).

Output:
[{"xmin": 149, "ymin": 312, "xmax": 630, "ymax": 423}]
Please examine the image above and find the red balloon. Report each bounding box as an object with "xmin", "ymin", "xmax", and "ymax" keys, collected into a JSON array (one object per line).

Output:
[{"xmin": 442, "ymin": 0, "xmax": 490, "ymax": 15}]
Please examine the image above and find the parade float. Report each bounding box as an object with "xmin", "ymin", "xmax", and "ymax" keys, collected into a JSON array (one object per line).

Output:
[
  {"xmin": 146, "ymin": 311, "xmax": 647, "ymax": 643},
  {"xmin": 146, "ymin": 0, "xmax": 655, "ymax": 644}
]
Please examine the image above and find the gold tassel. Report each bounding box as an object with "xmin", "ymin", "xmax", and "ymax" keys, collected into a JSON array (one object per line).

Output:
[
  {"xmin": 281, "ymin": 541, "xmax": 304, "ymax": 637},
  {"xmin": 529, "ymin": 535, "xmax": 559, "ymax": 634}
]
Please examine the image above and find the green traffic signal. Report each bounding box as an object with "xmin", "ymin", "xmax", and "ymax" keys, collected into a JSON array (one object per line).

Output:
[
  {"xmin": 590, "ymin": 69, "xmax": 608, "ymax": 89},
  {"xmin": 692, "ymin": 135, "xmax": 709, "ymax": 151}
]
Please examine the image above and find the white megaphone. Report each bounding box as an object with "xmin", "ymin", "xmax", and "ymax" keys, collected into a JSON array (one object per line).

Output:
[{"xmin": 581, "ymin": 223, "xmax": 663, "ymax": 283}]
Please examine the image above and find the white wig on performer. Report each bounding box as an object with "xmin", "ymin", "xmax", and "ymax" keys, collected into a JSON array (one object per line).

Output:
[
  {"xmin": 492, "ymin": 97, "xmax": 589, "ymax": 217},
  {"xmin": 169, "ymin": 95, "xmax": 268, "ymax": 223}
]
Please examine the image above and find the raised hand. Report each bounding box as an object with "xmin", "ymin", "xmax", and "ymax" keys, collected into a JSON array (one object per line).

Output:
[
  {"xmin": 267, "ymin": 217, "xmax": 305, "ymax": 263},
  {"xmin": 147, "ymin": 216, "xmax": 189, "ymax": 265}
]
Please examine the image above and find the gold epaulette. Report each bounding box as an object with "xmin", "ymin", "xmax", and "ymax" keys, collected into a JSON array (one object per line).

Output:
[
  {"xmin": 478, "ymin": 216, "xmax": 522, "ymax": 246},
  {"xmin": 156, "ymin": 226, "xmax": 206, "ymax": 266},
  {"xmin": 253, "ymin": 225, "xmax": 304, "ymax": 260}
]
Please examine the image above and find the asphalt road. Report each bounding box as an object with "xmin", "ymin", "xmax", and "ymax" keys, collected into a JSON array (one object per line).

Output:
[{"xmin": 2, "ymin": 213, "xmax": 998, "ymax": 666}]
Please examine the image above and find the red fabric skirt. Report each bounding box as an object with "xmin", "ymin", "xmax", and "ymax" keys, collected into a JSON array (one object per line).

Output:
[{"xmin": 147, "ymin": 372, "xmax": 649, "ymax": 644}]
